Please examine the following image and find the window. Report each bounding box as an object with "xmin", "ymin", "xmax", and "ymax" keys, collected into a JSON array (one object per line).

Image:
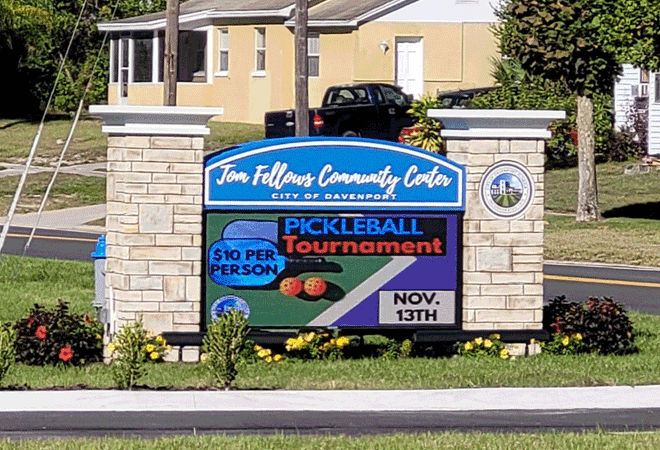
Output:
[
  {"xmin": 178, "ymin": 30, "xmax": 207, "ymax": 82},
  {"xmin": 255, "ymin": 28, "xmax": 266, "ymax": 74},
  {"xmin": 308, "ymin": 33, "xmax": 319, "ymax": 77},
  {"xmin": 109, "ymin": 39, "xmax": 118, "ymax": 83},
  {"xmin": 641, "ymin": 70, "xmax": 650, "ymax": 83},
  {"xmin": 380, "ymin": 85, "xmax": 410, "ymax": 106},
  {"xmin": 326, "ymin": 87, "xmax": 370, "ymax": 106},
  {"xmin": 133, "ymin": 32, "xmax": 153, "ymax": 83},
  {"xmin": 218, "ymin": 28, "xmax": 229, "ymax": 74}
]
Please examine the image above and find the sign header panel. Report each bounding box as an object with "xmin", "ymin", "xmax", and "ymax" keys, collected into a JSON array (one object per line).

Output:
[{"xmin": 204, "ymin": 137, "xmax": 465, "ymax": 211}]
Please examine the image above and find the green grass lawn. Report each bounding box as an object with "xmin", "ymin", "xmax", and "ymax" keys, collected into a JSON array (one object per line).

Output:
[
  {"xmin": 1, "ymin": 432, "xmax": 660, "ymax": 450},
  {"xmin": 544, "ymin": 161, "xmax": 660, "ymax": 265},
  {"xmin": 1, "ymin": 256, "xmax": 660, "ymax": 390}
]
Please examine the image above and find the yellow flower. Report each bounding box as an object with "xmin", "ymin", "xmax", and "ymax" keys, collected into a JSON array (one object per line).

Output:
[
  {"xmin": 574, "ymin": 333, "xmax": 583, "ymax": 341},
  {"xmin": 499, "ymin": 348, "xmax": 509, "ymax": 359},
  {"xmin": 491, "ymin": 334, "xmax": 501, "ymax": 340},
  {"xmin": 146, "ymin": 344, "xmax": 155, "ymax": 353},
  {"xmin": 254, "ymin": 344, "xmax": 263, "ymax": 352},
  {"xmin": 200, "ymin": 353, "xmax": 208, "ymax": 363},
  {"xmin": 156, "ymin": 335, "xmax": 164, "ymax": 344},
  {"xmin": 265, "ymin": 356, "xmax": 273, "ymax": 363},
  {"xmin": 561, "ymin": 336, "xmax": 570, "ymax": 346},
  {"xmin": 107, "ymin": 343, "xmax": 116, "ymax": 354},
  {"xmin": 273, "ymin": 354, "xmax": 282, "ymax": 362},
  {"xmin": 293, "ymin": 338, "xmax": 304, "ymax": 349},
  {"xmin": 258, "ymin": 349, "xmax": 269, "ymax": 358},
  {"xmin": 483, "ymin": 339, "xmax": 492, "ymax": 349},
  {"xmin": 321, "ymin": 342, "xmax": 330, "ymax": 351},
  {"xmin": 530, "ymin": 338, "xmax": 537, "ymax": 345},
  {"xmin": 166, "ymin": 345, "xmax": 172, "ymax": 351},
  {"xmin": 464, "ymin": 342, "xmax": 473, "ymax": 351},
  {"xmin": 336, "ymin": 337, "xmax": 349, "ymax": 348},
  {"xmin": 285, "ymin": 338, "xmax": 296, "ymax": 347},
  {"xmin": 95, "ymin": 334, "xmax": 102, "ymax": 340},
  {"xmin": 330, "ymin": 338, "xmax": 336, "ymax": 345},
  {"xmin": 304, "ymin": 332, "xmax": 316, "ymax": 343},
  {"xmin": 150, "ymin": 351, "xmax": 159, "ymax": 360},
  {"xmin": 474, "ymin": 337, "xmax": 483, "ymax": 346}
]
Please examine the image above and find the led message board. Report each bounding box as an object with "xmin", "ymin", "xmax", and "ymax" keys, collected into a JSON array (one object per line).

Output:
[{"xmin": 203, "ymin": 137, "xmax": 465, "ymax": 330}]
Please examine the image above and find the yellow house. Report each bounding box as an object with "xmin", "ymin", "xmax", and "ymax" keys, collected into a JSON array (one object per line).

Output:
[{"xmin": 98, "ymin": 0, "xmax": 498, "ymax": 124}]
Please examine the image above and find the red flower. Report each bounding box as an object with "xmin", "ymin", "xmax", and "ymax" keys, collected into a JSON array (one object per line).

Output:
[
  {"xmin": 35, "ymin": 326, "xmax": 47, "ymax": 340},
  {"xmin": 59, "ymin": 345, "xmax": 73, "ymax": 362},
  {"xmin": 27, "ymin": 319, "xmax": 34, "ymax": 327}
]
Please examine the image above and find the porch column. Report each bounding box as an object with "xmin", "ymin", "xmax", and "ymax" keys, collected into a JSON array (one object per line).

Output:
[
  {"xmin": 90, "ymin": 105, "xmax": 223, "ymax": 361},
  {"xmin": 428, "ymin": 109, "xmax": 565, "ymax": 345}
]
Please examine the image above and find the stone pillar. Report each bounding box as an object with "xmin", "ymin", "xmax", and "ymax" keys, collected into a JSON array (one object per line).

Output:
[
  {"xmin": 429, "ymin": 109, "xmax": 565, "ymax": 334},
  {"xmin": 89, "ymin": 106, "xmax": 222, "ymax": 348}
]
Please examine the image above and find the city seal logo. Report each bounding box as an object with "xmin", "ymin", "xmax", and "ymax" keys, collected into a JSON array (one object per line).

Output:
[{"xmin": 479, "ymin": 161, "xmax": 534, "ymax": 219}]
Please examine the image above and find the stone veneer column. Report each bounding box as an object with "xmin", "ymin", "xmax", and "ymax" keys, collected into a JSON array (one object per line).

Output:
[
  {"xmin": 89, "ymin": 106, "xmax": 222, "ymax": 359},
  {"xmin": 429, "ymin": 109, "xmax": 565, "ymax": 333}
]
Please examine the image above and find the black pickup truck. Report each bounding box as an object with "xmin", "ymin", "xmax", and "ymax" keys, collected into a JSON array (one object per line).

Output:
[{"xmin": 264, "ymin": 83, "xmax": 414, "ymax": 141}]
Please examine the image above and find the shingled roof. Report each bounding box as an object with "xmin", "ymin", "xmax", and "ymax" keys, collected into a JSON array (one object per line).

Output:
[
  {"xmin": 296, "ymin": 0, "xmax": 417, "ymax": 27},
  {"xmin": 98, "ymin": 0, "xmax": 297, "ymax": 31}
]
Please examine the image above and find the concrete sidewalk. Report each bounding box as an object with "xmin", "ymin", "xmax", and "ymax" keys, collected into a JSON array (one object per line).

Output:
[
  {"xmin": 0, "ymin": 204, "xmax": 105, "ymax": 233},
  {"xmin": 0, "ymin": 385, "xmax": 658, "ymax": 412}
]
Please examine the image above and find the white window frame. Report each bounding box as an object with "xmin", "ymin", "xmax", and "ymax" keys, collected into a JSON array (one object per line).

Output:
[
  {"xmin": 253, "ymin": 27, "xmax": 266, "ymax": 77},
  {"xmin": 216, "ymin": 28, "xmax": 229, "ymax": 77},
  {"xmin": 308, "ymin": 33, "xmax": 320, "ymax": 78},
  {"xmin": 109, "ymin": 38, "xmax": 117, "ymax": 84}
]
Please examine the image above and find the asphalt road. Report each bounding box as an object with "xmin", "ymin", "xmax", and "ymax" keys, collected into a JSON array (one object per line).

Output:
[
  {"xmin": 0, "ymin": 409, "xmax": 659, "ymax": 438},
  {"xmin": 1, "ymin": 226, "xmax": 658, "ymax": 314}
]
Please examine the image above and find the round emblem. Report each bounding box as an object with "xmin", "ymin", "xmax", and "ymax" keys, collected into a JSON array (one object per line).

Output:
[
  {"xmin": 210, "ymin": 295, "xmax": 251, "ymax": 321},
  {"xmin": 479, "ymin": 161, "xmax": 534, "ymax": 219}
]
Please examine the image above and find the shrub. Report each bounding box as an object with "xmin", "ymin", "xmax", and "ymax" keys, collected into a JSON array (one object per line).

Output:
[
  {"xmin": 404, "ymin": 95, "xmax": 443, "ymax": 153},
  {"xmin": 456, "ymin": 333, "xmax": 511, "ymax": 359},
  {"xmin": 0, "ymin": 323, "xmax": 15, "ymax": 383},
  {"xmin": 13, "ymin": 301, "xmax": 103, "ymax": 366},
  {"xmin": 544, "ymin": 296, "xmax": 636, "ymax": 355},
  {"xmin": 284, "ymin": 331, "xmax": 352, "ymax": 361},
  {"xmin": 380, "ymin": 338, "xmax": 413, "ymax": 360},
  {"xmin": 109, "ymin": 319, "xmax": 149, "ymax": 390},
  {"xmin": 203, "ymin": 309, "xmax": 249, "ymax": 389},
  {"xmin": 471, "ymin": 58, "xmax": 613, "ymax": 168}
]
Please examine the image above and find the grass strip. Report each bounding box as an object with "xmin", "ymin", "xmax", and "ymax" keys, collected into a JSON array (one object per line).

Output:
[{"xmin": 1, "ymin": 432, "xmax": 660, "ymax": 449}]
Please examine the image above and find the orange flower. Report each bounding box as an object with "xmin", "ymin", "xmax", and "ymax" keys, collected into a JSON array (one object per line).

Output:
[
  {"xmin": 59, "ymin": 345, "xmax": 73, "ymax": 362},
  {"xmin": 35, "ymin": 326, "xmax": 47, "ymax": 340}
]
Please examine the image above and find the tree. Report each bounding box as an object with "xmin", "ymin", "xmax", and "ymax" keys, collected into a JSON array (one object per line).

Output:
[{"xmin": 496, "ymin": 0, "xmax": 659, "ymax": 222}]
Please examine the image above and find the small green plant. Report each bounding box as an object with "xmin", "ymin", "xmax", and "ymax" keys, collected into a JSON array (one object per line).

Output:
[
  {"xmin": 541, "ymin": 333, "xmax": 586, "ymax": 355},
  {"xmin": 380, "ymin": 338, "xmax": 413, "ymax": 360},
  {"xmin": 404, "ymin": 95, "xmax": 443, "ymax": 153},
  {"xmin": 109, "ymin": 319, "xmax": 149, "ymax": 390},
  {"xmin": 285, "ymin": 331, "xmax": 351, "ymax": 361},
  {"xmin": 13, "ymin": 301, "xmax": 103, "ymax": 366},
  {"xmin": 203, "ymin": 309, "xmax": 249, "ymax": 389},
  {"xmin": 0, "ymin": 323, "xmax": 16, "ymax": 384},
  {"xmin": 456, "ymin": 334, "xmax": 511, "ymax": 359}
]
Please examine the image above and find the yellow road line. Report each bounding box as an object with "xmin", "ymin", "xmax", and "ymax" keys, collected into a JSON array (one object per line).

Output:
[
  {"xmin": 6, "ymin": 233, "xmax": 97, "ymax": 243},
  {"xmin": 544, "ymin": 274, "xmax": 660, "ymax": 288}
]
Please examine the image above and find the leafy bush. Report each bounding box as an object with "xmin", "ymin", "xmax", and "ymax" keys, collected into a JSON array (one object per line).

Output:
[
  {"xmin": 203, "ymin": 309, "xmax": 249, "ymax": 389},
  {"xmin": 404, "ymin": 95, "xmax": 443, "ymax": 153},
  {"xmin": 109, "ymin": 319, "xmax": 149, "ymax": 390},
  {"xmin": 285, "ymin": 331, "xmax": 351, "ymax": 361},
  {"xmin": 456, "ymin": 333, "xmax": 511, "ymax": 359},
  {"xmin": 471, "ymin": 59, "xmax": 613, "ymax": 168},
  {"xmin": 0, "ymin": 323, "xmax": 15, "ymax": 383},
  {"xmin": 602, "ymin": 101, "xmax": 648, "ymax": 162},
  {"xmin": 13, "ymin": 301, "xmax": 103, "ymax": 366},
  {"xmin": 380, "ymin": 338, "xmax": 413, "ymax": 360},
  {"xmin": 544, "ymin": 296, "xmax": 636, "ymax": 355}
]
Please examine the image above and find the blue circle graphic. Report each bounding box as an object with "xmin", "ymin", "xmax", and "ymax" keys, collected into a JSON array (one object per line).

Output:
[{"xmin": 210, "ymin": 295, "xmax": 251, "ymax": 321}]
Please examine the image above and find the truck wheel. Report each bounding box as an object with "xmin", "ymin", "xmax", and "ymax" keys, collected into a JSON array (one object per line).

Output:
[{"xmin": 342, "ymin": 130, "xmax": 360, "ymax": 137}]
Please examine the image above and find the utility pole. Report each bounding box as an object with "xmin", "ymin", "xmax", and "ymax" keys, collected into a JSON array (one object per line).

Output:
[
  {"xmin": 164, "ymin": 0, "xmax": 179, "ymax": 105},
  {"xmin": 294, "ymin": 0, "xmax": 309, "ymax": 137}
]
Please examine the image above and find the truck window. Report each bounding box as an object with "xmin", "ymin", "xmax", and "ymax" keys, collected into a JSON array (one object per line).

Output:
[
  {"xmin": 381, "ymin": 86, "xmax": 409, "ymax": 107},
  {"xmin": 326, "ymin": 88, "xmax": 369, "ymax": 106}
]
